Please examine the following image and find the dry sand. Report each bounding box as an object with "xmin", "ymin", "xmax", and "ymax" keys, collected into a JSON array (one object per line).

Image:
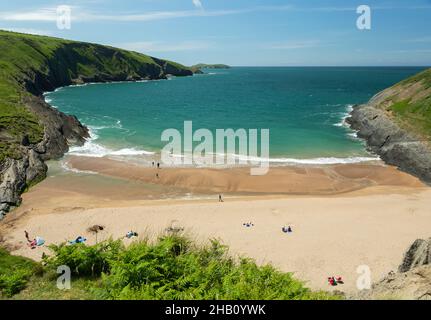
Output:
[{"xmin": 1, "ymin": 156, "xmax": 430, "ymax": 295}]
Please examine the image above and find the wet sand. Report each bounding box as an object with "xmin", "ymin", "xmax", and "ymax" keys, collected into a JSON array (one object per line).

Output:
[{"xmin": 65, "ymin": 156, "xmax": 424, "ymax": 195}]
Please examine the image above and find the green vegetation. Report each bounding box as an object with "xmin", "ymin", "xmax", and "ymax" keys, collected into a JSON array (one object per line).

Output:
[
  {"xmin": 382, "ymin": 68, "xmax": 431, "ymax": 139},
  {"xmin": 0, "ymin": 247, "xmax": 41, "ymax": 297},
  {"xmin": 0, "ymin": 29, "xmax": 193, "ymax": 163},
  {"xmin": 399, "ymin": 67, "xmax": 431, "ymax": 89},
  {"xmin": 1, "ymin": 235, "xmax": 339, "ymax": 300}
]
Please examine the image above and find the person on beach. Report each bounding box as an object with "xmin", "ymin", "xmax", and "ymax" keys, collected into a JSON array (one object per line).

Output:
[
  {"xmin": 219, "ymin": 194, "xmax": 224, "ymax": 202},
  {"xmin": 26, "ymin": 233, "xmax": 45, "ymax": 249},
  {"xmin": 69, "ymin": 236, "xmax": 87, "ymax": 245},
  {"xmin": 282, "ymin": 226, "xmax": 293, "ymax": 233},
  {"xmin": 25, "ymin": 230, "xmax": 37, "ymax": 249},
  {"xmin": 157, "ymin": 162, "xmax": 160, "ymax": 169},
  {"xmin": 126, "ymin": 231, "xmax": 139, "ymax": 239},
  {"xmin": 152, "ymin": 161, "xmax": 155, "ymax": 167},
  {"xmin": 156, "ymin": 173, "xmax": 159, "ymax": 179},
  {"xmin": 28, "ymin": 239, "xmax": 37, "ymax": 249},
  {"xmin": 328, "ymin": 277, "xmax": 337, "ymax": 286},
  {"xmin": 327, "ymin": 276, "xmax": 344, "ymax": 286}
]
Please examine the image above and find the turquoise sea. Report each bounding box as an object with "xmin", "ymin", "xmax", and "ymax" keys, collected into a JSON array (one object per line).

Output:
[{"xmin": 45, "ymin": 67, "xmax": 426, "ymax": 166}]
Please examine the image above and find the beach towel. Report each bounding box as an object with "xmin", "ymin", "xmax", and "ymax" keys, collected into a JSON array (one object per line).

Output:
[{"xmin": 35, "ymin": 236, "xmax": 45, "ymax": 246}]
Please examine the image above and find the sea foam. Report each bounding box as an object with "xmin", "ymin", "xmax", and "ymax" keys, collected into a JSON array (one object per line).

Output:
[
  {"xmin": 68, "ymin": 125, "xmax": 155, "ymax": 158},
  {"xmin": 333, "ymin": 104, "xmax": 353, "ymax": 127}
]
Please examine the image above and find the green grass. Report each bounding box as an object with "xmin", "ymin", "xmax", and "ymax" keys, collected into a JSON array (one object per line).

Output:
[
  {"xmin": 9, "ymin": 275, "xmax": 99, "ymax": 300},
  {"xmin": 0, "ymin": 247, "xmax": 42, "ymax": 297},
  {"xmin": 399, "ymin": 68, "xmax": 431, "ymax": 89},
  {"xmin": 378, "ymin": 68, "xmax": 431, "ymax": 140},
  {"xmin": 1, "ymin": 235, "xmax": 340, "ymax": 300}
]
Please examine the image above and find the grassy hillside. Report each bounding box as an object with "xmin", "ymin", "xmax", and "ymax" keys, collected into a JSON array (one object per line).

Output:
[
  {"xmin": 1, "ymin": 235, "xmax": 339, "ymax": 300},
  {"xmin": 0, "ymin": 30, "xmax": 193, "ymax": 163},
  {"xmin": 373, "ymin": 68, "xmax": 431, "ymax": 140}
]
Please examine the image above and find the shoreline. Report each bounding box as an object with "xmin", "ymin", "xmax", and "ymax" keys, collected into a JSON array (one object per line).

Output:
[{"xmin": 61, "ymin": 155, "xmax": 424, "ymax": 196}]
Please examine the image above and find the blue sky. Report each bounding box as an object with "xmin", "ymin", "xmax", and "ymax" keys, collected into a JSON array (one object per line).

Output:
[{"xmin": 1, "ymin": 0, "xmax": 431, "ymax": 66}]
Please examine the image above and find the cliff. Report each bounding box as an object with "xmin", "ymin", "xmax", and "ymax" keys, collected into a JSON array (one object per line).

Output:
[
  {"xmin": 0, "ymin": 30, "xmax": 194, "ymax": 219},
  {"xmin": 356, "ymin": 238, "xmax": 431, "ymax": 300},
  {"xmin": 346, "ymin": 68, "xmax": 431, "ymax": 183}
]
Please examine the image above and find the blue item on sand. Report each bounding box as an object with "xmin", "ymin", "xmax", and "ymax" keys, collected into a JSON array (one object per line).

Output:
[
  {"xmin": 35, "ymin": 236, "xmax": 45, "ymax": 246},
  {"xmin": 126, "ymin": 231, "xmax": 138, "ymax": 239},
  {"xmin": 69, "ymin": 236, "xmax": 87, "ymax": 245}
]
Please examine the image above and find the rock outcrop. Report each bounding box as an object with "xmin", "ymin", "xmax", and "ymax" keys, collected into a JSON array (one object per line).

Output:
[
  {"xmin": 399, "ymin": 238, "xmax": 431, "ymax": 273},
  {"xmin": 346, "ymin": 68, "xmax": 431, "ymax": 183},
  {"xmin": 0, "ymin": 96, "xmax": 90, "ymax": 219},
  {"xmin": 346, "ymin": 105, "xmax": 431, "ymax": 183},
  {"xmin": 358, "ymin": 265, "xmax": 431, "ymax": 300},
  {"xmin": 357, "ymin": 238, "xmax": 431, "ymax": 300}
]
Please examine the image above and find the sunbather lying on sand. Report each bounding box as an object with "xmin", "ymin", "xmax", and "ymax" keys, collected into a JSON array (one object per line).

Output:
[
  {"xmin": 126, "ymin": 231, "xmax": 139, "ymax": 239},
  {"xmin": 282, "ymin": 226, "xmax": 293, "ymax": 233},
  {"xmin": 69, "ymin": 236, "xmax": 87, "ymax": 245},
  {"xmin": 25, "ymin": 231, "xmax": 45, "ymax": 249},
  {"xmin": 328, "ymin": 276, "xmax": 344, "ymax": 286}
]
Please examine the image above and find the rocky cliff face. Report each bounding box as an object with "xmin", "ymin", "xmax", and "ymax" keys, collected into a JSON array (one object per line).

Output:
[
  {"xmin": 346, "ymin": 69, "xmax": 431, "ymax": 184},
  {"xmin": 0, "ymin": 32, "xmax": 194, "ymax": 220},
  {"xmin": 346, "ymin": 105, "xmax": 431, "ymax": 183},
  {"xmin": 356, "ymin": 238, "xmax": 431, "ymax": 300},
  {"xmin": 0, "ymin": 96, "xmax": 90, "ymax": 219},
  {"xmin": 399, "ymin": 238, "xmax": 431, "ymax": 273}
]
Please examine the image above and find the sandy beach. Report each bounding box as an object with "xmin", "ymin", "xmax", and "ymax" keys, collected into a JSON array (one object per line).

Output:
[{"xmin": 1, "ymin": 156, "xmax": 430, "ymax": 295}]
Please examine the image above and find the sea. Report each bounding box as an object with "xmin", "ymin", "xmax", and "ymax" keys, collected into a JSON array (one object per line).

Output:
[{"xmin": 44, "ymin": 66, "xmax": 426, "ymax": 167}]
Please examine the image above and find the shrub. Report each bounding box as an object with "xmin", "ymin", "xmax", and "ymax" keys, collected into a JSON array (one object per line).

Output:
[
  {"xmin": 43, "ymin": 239, "xmax": 123, "ymax": 277},
  {"xmin": 88, "ymin": 235, "xmax": 337, "ymax": 300},
  {"xmin": 0, "ymin": 269, "xmax": 32, "ymax": 297}
]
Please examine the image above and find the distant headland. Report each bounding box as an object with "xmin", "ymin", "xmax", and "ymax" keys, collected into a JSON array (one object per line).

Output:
[{"xmin": 191, "ymin": 63, "xmax": 231, "ymax": 73}]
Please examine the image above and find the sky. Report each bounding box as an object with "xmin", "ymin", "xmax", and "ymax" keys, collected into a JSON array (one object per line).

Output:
[{"xmin": 0, "ymin": 0, "xmax": 430, "ymax": 66}]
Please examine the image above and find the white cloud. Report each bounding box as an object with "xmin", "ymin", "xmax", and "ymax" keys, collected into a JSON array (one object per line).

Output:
[
  {"xmin": 192, "ymin": 0, "xmax": 203, "ymax": 9},
  {"xmin": 0, "ymin": 5, "xmax": 293, "ymax": 23},
  {"xmin": 118, "ymin": 40, "xmax": 212, "ymax": 53},
  {"xmin": 0, "ymin": 27, "xmax": 52, "ymax": 36},
  {"xmin": 0, "ymin": 7, "xmax": 59, "ymax": 22}
]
